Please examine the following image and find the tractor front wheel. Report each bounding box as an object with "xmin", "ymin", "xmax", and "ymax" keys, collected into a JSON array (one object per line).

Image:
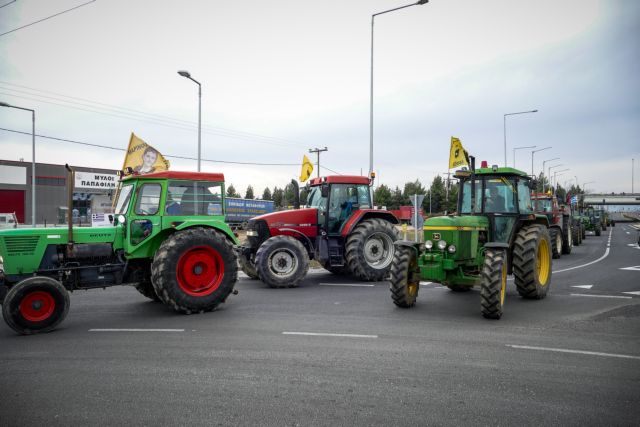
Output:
[
  {"xmin": 513, "ymin": 225, "xmax": 552, "ymax": 299},
  {"xmin": 2, "ymin": 276, "xmax": 70, "ymax": 335},
  {"xmin": 562, "ymin": 223, "xmax": 573, "ymax": 255},
  {"xmin": 238, "ymin": 251, "xmax": 259, "ymax": 280},
  {"xmin": 550, "ymin": 227, "xmax": 563, "ymax": 259},
  {"xmin": 151, "ymin": 228, "xmax": 238, "ymax": 314},
  {"xmin": 389, "ymin": 246, "xmax": 420, "ymax": 308},
  {"xmin": 480, "ymin": 248, "xmax": 507, "ymax": 319},
  {"xmin": 255, "ymin": 236, "xmax": 309, "ymax": 288},
  {"xmin": 346, "ymin": 218, "xmax": 399, "ymax": 281}
]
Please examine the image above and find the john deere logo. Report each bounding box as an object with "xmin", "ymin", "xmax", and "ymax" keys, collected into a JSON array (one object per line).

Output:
[{"xmin": 433, "ymin": 233, "xmax": 441, "ymax": 240}]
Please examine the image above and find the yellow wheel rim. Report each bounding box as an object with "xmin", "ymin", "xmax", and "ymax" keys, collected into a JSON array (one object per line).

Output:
[
  {"xmin": 537, "ymin": 238, "xmax": 551, "ymax": 286},
  {"xmin": 500, "ymin": 261, "xmax": 507, "ymax": 305}
]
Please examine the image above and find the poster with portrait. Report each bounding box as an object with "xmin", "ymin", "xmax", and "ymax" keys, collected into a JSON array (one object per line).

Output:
[{"xmin": 122, "ymin": 133, "xmax": 170, "ymax": 175}]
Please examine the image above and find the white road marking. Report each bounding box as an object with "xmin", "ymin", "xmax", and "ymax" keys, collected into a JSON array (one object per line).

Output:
[
  {"xmin": 622, "ymin": 291, "xmax": 640, "ymax": 296},
  {"xmin": 571, "ymin": 285, "xmax": 593, "ymax": 289},
  {"xmin": 87, "ymin": 332, "xmax": 184, "ymax": 334},
  {"xmin": 506, "ymin": 344, "xmax": 640, "ymax": 360},
  {"xmin": 554, "ymin": 231, "xmax": 612, "ymax": 274},
  {"xmin": 570, "ymin": 293, "xmax": 632, "ymax": 299},
  {"xmin": 319, "ymin": 283, "xmax": 375, "ymax": 287},
  {"xmin": 626, "ymin": 231, "xmax": 631, "ymax": 235},
  {"xmin": 620, "ymin": 266, "xmax": 640, "ymax": 271},
  {"xmin": 282, "ymin": 332, "xmax": 378, "ymax": 338}
]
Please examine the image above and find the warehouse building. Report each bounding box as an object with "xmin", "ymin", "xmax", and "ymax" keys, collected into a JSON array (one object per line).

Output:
[{"xmin": 0, "ymin": 159, "xmax": 118, "ymax": 226}]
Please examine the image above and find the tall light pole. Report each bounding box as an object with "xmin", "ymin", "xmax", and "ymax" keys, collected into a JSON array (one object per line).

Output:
[
  {"xmin": 369, "ymin": 0, "xmax": 429, "ymax": 184},
  {"xmin": 503, "ymin": 109, "xmax": 538, "ymax": 167},
  {"xmin": 513, "ymin": 145, "xmax": 535, "ymax": 170},
  {"xmin": 1, "ymin": 101, "xmax": 36, "ymax": 226},
  {"xmin": 633, "ymin": 158, "xmax": 635, "ymax": 193},
  {"xmin": 531, "ymin": 146, "xmax": 551, "ymax": 177},
  {"xmin": 583, "ymin": 181, "xmax": 595, "ymax": 193},
  {"xmin": 547, "ymin": 164, "xmax": 564, "ymax": 193},
  {"xmin": 542, "ymin": 157, "xmax": 560, "ymax": 192},
  {"xmin": 177, "ymin": 70, "xmax": 202, "ymax": 172},
  {"xmin": 553, "ymin": 168, "xmax": 570, "ymax": 192}
]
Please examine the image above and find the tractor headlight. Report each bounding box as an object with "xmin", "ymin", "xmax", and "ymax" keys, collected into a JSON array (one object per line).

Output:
[
  {"xmin": 246, "ymin": 230, "xmax": 258, "ymax": 237},
  {"xmin": 448, "ymin": 245, "xmax": 457, "ymax": 253},
  {"xmin": 437, "ymin": 240, "xmax": 447, "ymax": 250},
  {"xmin": 425, "ymin": 240, "xmax": 433, "ymax": 249}
]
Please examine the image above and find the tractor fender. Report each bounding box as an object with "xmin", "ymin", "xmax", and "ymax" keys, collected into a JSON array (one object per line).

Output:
[
  {"xmin": 167, "ymin": 222, "xmax": 238, "ymax": 245},
  {"xmin": 484, "ymin": 242, "xmax": 509, "ymax": 250},
  {"xmin": 393, "ymin": 240, "xmax": 421, "ymax": 257},
  {"xmin": 341, "ymin": 210, "xmax": 399, "ymax": 237}
]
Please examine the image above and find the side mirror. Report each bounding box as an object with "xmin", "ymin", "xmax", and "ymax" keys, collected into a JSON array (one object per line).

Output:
[{"xmin": 321, "ymin": 183, "xmax": 329, "ymax": 198}]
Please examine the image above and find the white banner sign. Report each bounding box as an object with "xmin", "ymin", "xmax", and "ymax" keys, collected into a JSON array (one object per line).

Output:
[{"xmin": 75, "ymin": 172, "xmax": 118, "ymax": 189}]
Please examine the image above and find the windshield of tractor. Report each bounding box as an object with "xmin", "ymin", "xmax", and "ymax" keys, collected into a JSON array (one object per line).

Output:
[
  {"xmin": 307, "ymin": 186, "xmax": 326, "ymax": 208},
  {"xmin": 115, "ymin": 184, "xmax": 134, "ymax": 214},
  {"xmin": 460, "ymin": 179, "xmax": 482, "ymax": 214},
  {"xmin": 517, "ymin": 180, "xmax": 534, "ymax": 213},
  {"xmin": 484, "ymin": 178, "xmax": 517, "ymax": 213},
  {"xmin": 534, "ymin": 198, "xmax": 553, "ymax": 212},
  {"xmin": 327, "ymin": 184, "xmax": 371, "ymax": 233}
]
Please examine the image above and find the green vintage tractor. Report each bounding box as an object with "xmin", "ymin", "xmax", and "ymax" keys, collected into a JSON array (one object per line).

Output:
[
  {"xmin": 390, "ymin": 161, "xmax": 552, "ymax": 319},
  {"xmin": 0, "ymin": 167, "xmax": 238, "ymax": 335},
  {"xmin": 582, "ymin": 206, "xmax": 602, "ymax": 236}
]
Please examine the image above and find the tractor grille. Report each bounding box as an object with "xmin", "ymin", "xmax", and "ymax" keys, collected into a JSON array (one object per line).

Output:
[{"xmin": 3, "ymin": 236, "xmax": 40, "ymax": 256}]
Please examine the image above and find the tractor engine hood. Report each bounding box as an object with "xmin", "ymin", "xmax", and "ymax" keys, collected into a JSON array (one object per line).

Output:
[
  {"xmin": 250, "ymin": 208, "xmax": 318, "ymax": 228},
  {"xmin": 422, "ymin": 215, "xmax": 488, "ymax": 261},
  {"xmin": 424, "ymin": 215, "xmax": 489, "ymax": 230}
]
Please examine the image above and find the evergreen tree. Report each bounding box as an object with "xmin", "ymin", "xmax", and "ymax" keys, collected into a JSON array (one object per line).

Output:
[
  {"xmin": 374, "ymin": 184, "xmax": 392, "ymax": 208},
  {"xmin": 262, "ymin": 187, "xmax": 272, "ymax": 201},
  {"xmin": 283, "ymin": 183, "xmax": 296, "ymax": 207},
  {"xmin": 299, "ymin": 187, "xmax": 309, "ymax": 205},
  {"xmin": 272, "ymin": 187, "xmax": 284, "ymax": 209},
  {"xmin": 389, "ymin": 186, "xmax": 404, "ymax": 210},
  {"xmin": 226, "ymin": 184, "xmax": 241, "ymax": 198},
  {"xmin": 403, "ymin": 179, "xmax": 426, "ymax": 206},
  {"xmin": 428, "ymin": 176, "xmax": 446, "ymax": 214},
  {"xmin": 244, "ymin": 185, "xmax": 255, "ymax": 199}
]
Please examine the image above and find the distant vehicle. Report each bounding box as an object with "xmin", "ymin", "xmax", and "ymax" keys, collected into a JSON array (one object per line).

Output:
[
  {"xmin": 389, "ymin": 206, "xmax": 425, "ymax": 224},
  {"xmin": 0, "ymin": 213, "xmax": 18, "ymax": 229},
  {"xmin": 224, "ymin": 198, "xmax": 274, "ymax": 228}
]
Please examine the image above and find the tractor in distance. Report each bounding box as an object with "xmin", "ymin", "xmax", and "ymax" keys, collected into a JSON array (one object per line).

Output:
[
  {"xmin": 389, "ymin": 160, "xmax": 553, "ymax": 320},
  {"xmin": 238, "ymin": 175, "xmax": 400, "ymax": 288},
  {"xmin": 582, "ymin": 206, "xmax": 602, "ymax": 236},
  {"xmin": 531, "ymin": 192, "xmax": 575, "ymax": 258},
  {"xmin": 0, "ymin": 167, "xmax": 239, "ymax": 335}
]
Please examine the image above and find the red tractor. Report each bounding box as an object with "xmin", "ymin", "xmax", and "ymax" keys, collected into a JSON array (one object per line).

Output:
[
  {"xmin": 531, "ymin": 192, "xmax": 573, "ymax": 258},
  {"xmin": 238, "ymin": 176, "xmax": 400, "ymax": 287}
]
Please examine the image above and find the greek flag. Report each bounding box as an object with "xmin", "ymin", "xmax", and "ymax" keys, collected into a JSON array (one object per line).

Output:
[{"xmin": 571, "ymin": 195, "xmax": 578, "ymax": 204}]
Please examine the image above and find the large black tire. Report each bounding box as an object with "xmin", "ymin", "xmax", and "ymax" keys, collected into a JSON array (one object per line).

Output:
[
  {"xmin": 255, "ymin": 235, "xmax": 309, "ymax": 288},
  {"xmin": 238, "ymin": 251, "xmax": 259, "ymax": 280},
  {"xmin": 572, "ymin": 225, "xmax": 581, "ymax": 246},
  {"xmin": 2, "ymin": 276, "xmax": 70, "ymax": 335},
  {"xmin": 512, "ymin": 224, "xmax": 552, "ymax": 300},
  {"xmin": 389, "ymin": 246, "xmax": 420, "ymax": 308},
  {"xmin": 562, "ymin": 222, "xmax": 573, "ymax": 255},
  {"xmin": 595, "ymin": 224, "xmax": 601, "ymax": 236},
  {"xmin": 480, "ymin": 248, "xmax": 507, "ymax": 319},
  {"xmin": 581, "ymin": 224, "xmax": 586, "ymax": 239},
  {"xmin": 345, "ymin": 218, "xmax": 399, "ymax": 281},
  {"xmin": 447, "ymin": 284, "xmax": 472, "ymax": 292},
  {"xmin": 151, "ymin": 227, "xmax": 238, "ymax": 314},
  {"xmin": 549, "ymin": 226, "xmax": 562, "ymax": 259},
  {"xmin": 135, "ymin": 280, "xmax": 160, "ymax": 302}
]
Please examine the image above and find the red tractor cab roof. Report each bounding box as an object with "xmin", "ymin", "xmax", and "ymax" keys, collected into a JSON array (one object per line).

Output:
[
  {"xmin": 309, "ymin": 175, "xmax": 370, "ymax": 186},
  {"xmin": 122, "ymin": 171, "xmax": 225, "ymax": 182}
]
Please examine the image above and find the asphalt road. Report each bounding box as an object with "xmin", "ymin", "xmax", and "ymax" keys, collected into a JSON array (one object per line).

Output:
[{"xmin": 1, "ymin": 224, "xmax": 639, "ymax": 426}]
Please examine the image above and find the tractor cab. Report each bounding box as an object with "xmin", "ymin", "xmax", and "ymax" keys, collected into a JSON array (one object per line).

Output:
[
  {"xmin": 306, "ymin": 176, "xmax": 372, "ymax": 235},
  {"xmin": 456, "ymin": 164, "xmax": 538, "ymax": 244}
]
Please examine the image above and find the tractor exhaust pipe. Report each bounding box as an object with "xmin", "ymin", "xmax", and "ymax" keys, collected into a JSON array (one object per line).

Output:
[
  {"xmin": 291, "ymin": 179, "xmax": 300, "ymax": 209},
  {"xmin": 469, "ymin": 156, "xmax": 476, "ymax": 213},
  {"xmin": 65, "ymin": 164, "xmax": 75, "ymax": 252}
]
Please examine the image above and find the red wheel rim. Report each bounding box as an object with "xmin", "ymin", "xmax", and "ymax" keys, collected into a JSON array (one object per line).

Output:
[
  {"xmin": 19, "ymin": 291, "xmax": 56, "ymax": 322},
  {"xmin": 176, "ymin": 245, "xmax": 225, "ymax": 297}
]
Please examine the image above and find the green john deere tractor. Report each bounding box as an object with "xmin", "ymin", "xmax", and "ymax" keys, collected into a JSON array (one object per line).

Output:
[
  {"xmin": 583, "ymin": 206, "xmax": 602, "ymax": 236},
  {"xmin": 0, "ymin": 167, "xmax": 238, "ymax": 335},
  {"xmin": 390, "ymin": 161, "xmax": 552, "ymax": 319}
]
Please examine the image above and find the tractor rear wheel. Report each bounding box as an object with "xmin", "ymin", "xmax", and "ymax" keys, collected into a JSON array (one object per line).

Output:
[
  {"xmin": 255, "ymin": 236, "xmax": 309, "ymax": 288},
  {"xmin": 2, "ymin": 276, "xmax": 70, "ymax": 335},
  {"xmin": 480, "ymin": 248, "xmax": 507, "ymax": 319},
  {"xmin": 238, "ymin": 251, "xmax": 259, "ymax": 280},
  {"xmin": 512, "ymin": 224, "xmax": 552, "ymax": 300},
  {"xmin": 562, "ymin": 223, "xmax": 573, "ymax": 255},
  {"xmin": 581, "ymin": 224, "xmax": 586, "ymax": 239},
  {"xmin": 389, "ymin": 246, "xmax": 420, "ymax": 308},
  {"xmin": 151, "ymin": 228, "xmax": 237, "ymax": 314},
  {"xmin": 550, "ymin": 227, "xmax": 562, "ymax": 259},
  {"xmin": 571, "ymin": 225, "xmax": 580, "ymax": 246},
  {"xmin": 135, "ymin": 280, "xmax": 160, "ymax": 302},
  {"xmin": 346, "ymin": 218, "xmax": 399, "ymax": 281}
]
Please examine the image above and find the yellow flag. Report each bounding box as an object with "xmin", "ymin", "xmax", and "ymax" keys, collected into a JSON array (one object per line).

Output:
[
  {"xmin": 299, "ymin": 154, "xmax": 314, "ymax": 182},
  {"xmin": 448, "ymin": 136, "xmax": 469, "ymax": 169},
  {"xmin": 122, "ymin": 133, "xmax": 170, "ymax": 175}
]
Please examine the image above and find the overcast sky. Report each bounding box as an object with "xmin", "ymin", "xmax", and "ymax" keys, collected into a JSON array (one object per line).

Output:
[{"xmin": 1, "ymin": 0, "xmax": 638, "ymax": 196}]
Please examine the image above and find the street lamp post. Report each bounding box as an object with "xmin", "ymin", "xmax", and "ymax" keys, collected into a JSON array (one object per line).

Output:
[
  {"xmin": 369, "ymin": 0, "xmax": 428, "ymax": 183},
  {"xmin": 542, "ymin": 157, "xmax": 560, "ymax": 192},
  {"xmin": 0, "ymin": 101, "xmax": 36, "ymax": 226},
  {"xmin": 583, "ymin": 181, "xmax": 595, "ymax": 194},
  {"xmin": 531, "ymin": 146, "xmax": 551, "ymax": 177},
  {"xmin": 503, "ymin": 109, "xmax": 538, "ymax": 167},
  {"xmin": 512, "ymin": 145, "xmax": 535, "ymax": 170},
  {"xmin": 553, "ymin": 168, "xmax": 570, "ymax": 192},
  {"xmin": 177, "ymin": 70, "xmax": 202, "ymax": 172},
  {"xmin": 547, "ymin": 164, "xmax": 564, "ymax": 193}
]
